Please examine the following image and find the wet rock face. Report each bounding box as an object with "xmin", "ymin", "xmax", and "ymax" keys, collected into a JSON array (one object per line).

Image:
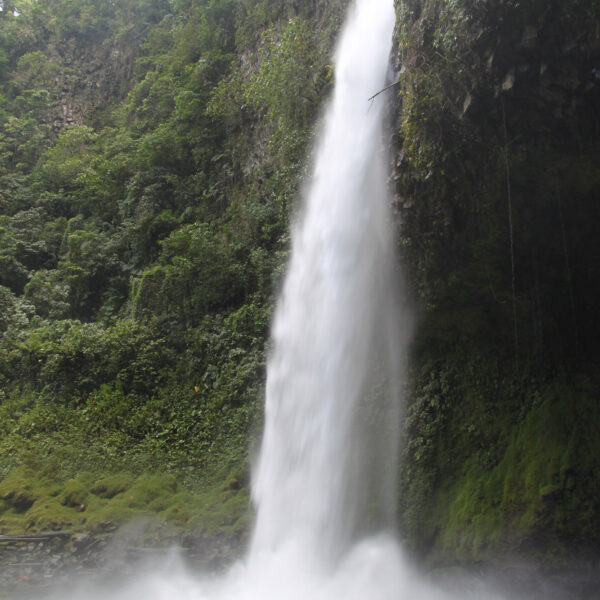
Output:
[
  {"xmin": 391, "ymin": 0, "xmax": 600, "ymax": 566},
  {"xmin": 432, "ymin": 562, "xmax": 600, "ymax": 600},
  {"xmin": 0, "ymin": 528, "xmax": 245, "ymax": 596},
  {"xmin": 0, "ymin": 530, "xmax": 112, "ymax": 594},
  {"xmin": 392, "ymin": 0, "xmax": 600, "ymax": 366}
]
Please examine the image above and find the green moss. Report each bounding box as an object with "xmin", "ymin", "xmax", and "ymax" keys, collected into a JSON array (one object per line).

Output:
[
  {"xmin": 187, "ymin": 485, "xmax": 251, "ymax": 536},
  {"xmin": 25, "ymin": 497, "xmax": 78, "ymax": 532},
  {"xmin": 0, "ymin": 464, "xmax": 251, "ymax": 540},
  {"xmin": 0, "ymin": 467, "xmax": 40, "ymax": 513},
  {"xmin": 0, "ymin": 508, "xmax": 28, "ymax": 533},
  {"xmin": 61, "ymin": 478, "xmax": 89, "ymax": 508},
  {"xmin": 118, "ymin": 474, "xmax": 179, "ymax": 509},
  {"xmin": 407, "ymin": 369, "xmax": 600, "ymax": 563},
  {"xmin": 91, "ymin": 473, "xmax": 134, "ymax": 499},
  {"xmin": 160, "ymin": 492, "xmax": 194, "ymax": 525}
]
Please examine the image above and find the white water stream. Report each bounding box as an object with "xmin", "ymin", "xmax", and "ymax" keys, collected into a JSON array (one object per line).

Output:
[
  {"xmin": 251, "ymin": 0, "xmax": 403, "ymax": 563},
  {"xmin": 23, "ymin": 1, "xmax": 516, "ymax": 598}
]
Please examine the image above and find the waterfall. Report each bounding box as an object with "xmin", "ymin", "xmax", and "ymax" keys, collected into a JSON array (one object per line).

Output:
[
  {"xmin": 250, "ymin": 0, "xmax": 404, "ymax": 563},
  {"xmin": 21, "ymin": 1, "xmax": 509, "ymax": 598}
]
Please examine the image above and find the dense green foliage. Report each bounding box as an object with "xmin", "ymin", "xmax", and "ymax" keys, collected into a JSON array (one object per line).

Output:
[{"xmin": 0, "ymin": 0, "xmax": 347, "ymax": 536}]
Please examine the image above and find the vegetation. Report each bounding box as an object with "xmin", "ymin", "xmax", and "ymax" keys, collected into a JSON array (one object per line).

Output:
[
  {"xmin": 0, "ymin": 0, "xmax": 347, "ymax": 539},
  {"xmin": 0, "ymin": 0, "xmax": 598, "ymax": 568},
  {"xmin": 0, "ymin": 465, "xmax": 250, "ymax": 540}
]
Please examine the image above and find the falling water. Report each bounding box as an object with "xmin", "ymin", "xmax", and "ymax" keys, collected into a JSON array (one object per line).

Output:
[{"xmin": 251, "ymin": 0, "xmax": 403, "ymax": 564}]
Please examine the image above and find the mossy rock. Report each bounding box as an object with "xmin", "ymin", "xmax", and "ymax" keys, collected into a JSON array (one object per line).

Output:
[
  {"xmin": 188, "ymin": 484, "xmax": 251, "ymax": 535},
  {"xmin": 61, "ymin": 478, "xmax": 89, "ymax": 508},
  {"xmin": 0, "ymin": 467, "xmax": 39, "ymax": 513},
  {"xmin": 160, "ymin": 492, "xmax": 195, "ymax": 525},
  {"xmin": 0, "ymin": 463, "xmax": 251, "ymax": 540},
  {"xmin": 220, "ymin": 466, "xmax": 247, "ymax": 492},
  {"xmin": 117, "ymin": 474, "xmax": 179, "ymax": 509},
  {"xmin": 91, "ymin": 473, "xmax": 133, "ymax": 499},
  {"xmin": 0, "ymin": 508, "xmax": 28, "ymax": 534},
  {"xmin": 47, "ymin": 483, "xmax": 63, "ymax": 498},
  {"xmin": 25, "ymin": 497, "xmax": 77, "ymax": 532}
]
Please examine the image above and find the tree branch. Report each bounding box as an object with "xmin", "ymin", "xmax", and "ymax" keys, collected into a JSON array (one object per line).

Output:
[{"xmin": 368, "ymin": 79, "xmax": 401, "ymax": 102}]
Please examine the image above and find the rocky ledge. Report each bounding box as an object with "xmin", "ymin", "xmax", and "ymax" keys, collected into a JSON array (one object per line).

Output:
[{"xmin": 0, "ymin": 526, "xmax": 245, "ymax": 598}]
